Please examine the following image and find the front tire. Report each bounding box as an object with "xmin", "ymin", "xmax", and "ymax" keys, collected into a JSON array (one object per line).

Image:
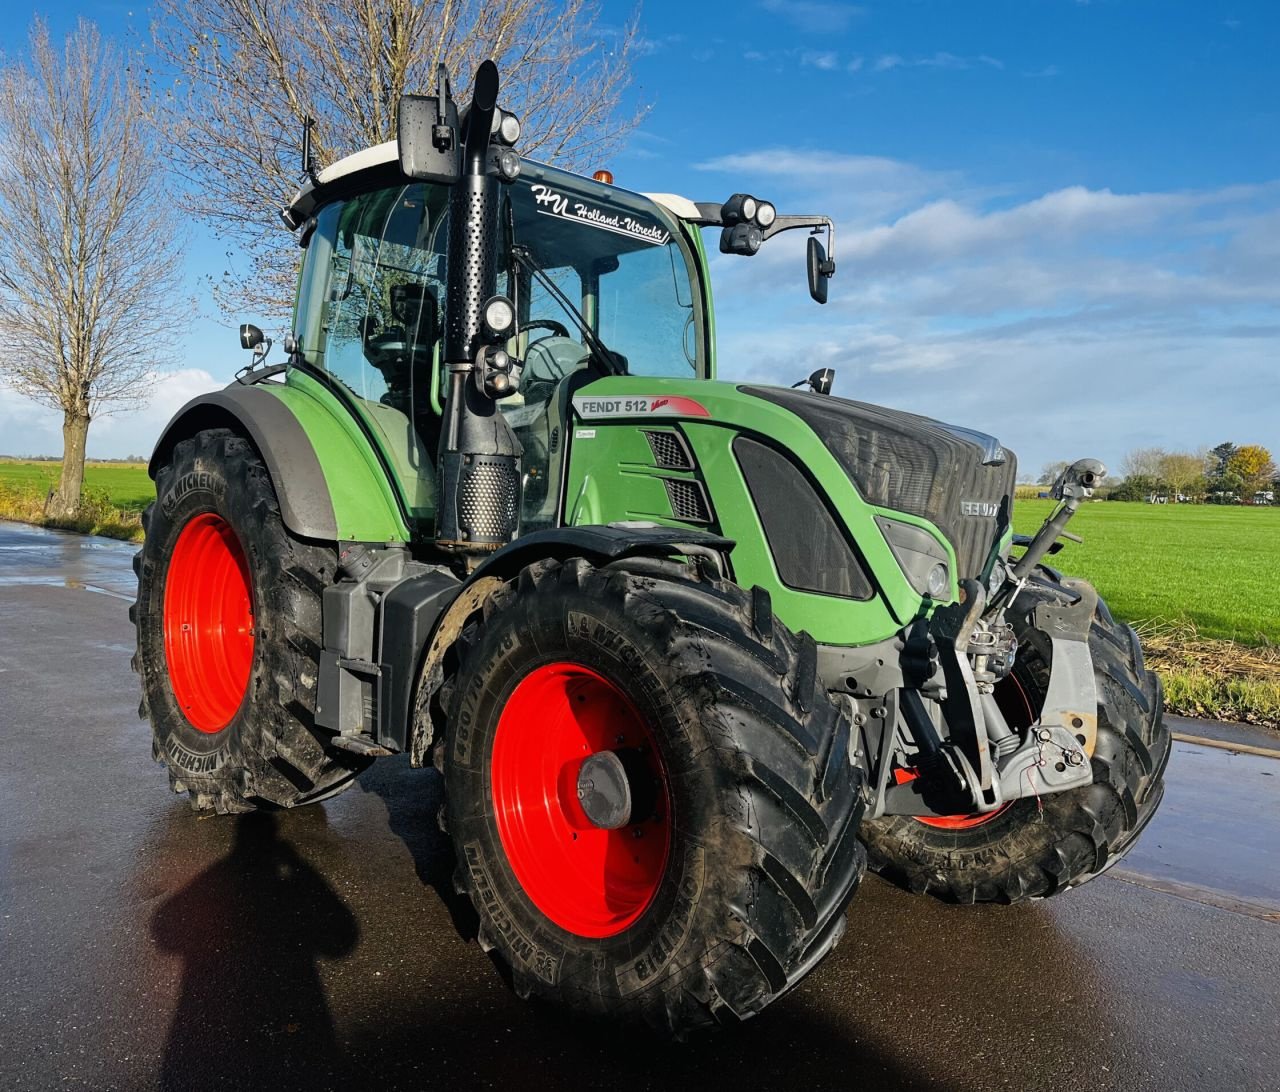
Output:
[
  {"xmin": 860, "ymin": 568, "xmax": 1171, "ymax": 903},
  {"xmin": 443, "ymin": 556, "xmax": 867, "ymax": 1035},
  {"xmin": 132, "ymin": 428, "xmax": 370, "ymax": 813}
]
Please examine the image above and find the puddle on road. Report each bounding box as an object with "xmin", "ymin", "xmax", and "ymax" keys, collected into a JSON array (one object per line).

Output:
[
  {"xmin": 0, "ymin": 575, "xmax": 134, "ymax": 601},
  {"xmin": 1, "ymin": 522, "xmax": 137, "ymax": 599}
]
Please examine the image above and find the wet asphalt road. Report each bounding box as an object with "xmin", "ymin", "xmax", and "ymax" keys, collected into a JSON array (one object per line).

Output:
[{"xmin": 1, "ymin": 520, "xmax": 1277, "ymax": 1091}]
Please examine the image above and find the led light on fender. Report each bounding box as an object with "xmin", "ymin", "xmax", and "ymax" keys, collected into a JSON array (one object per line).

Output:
[
  {"xmin": 756, "ymin": 201, "xmax": 776, "ymax": 228},
  {"xmin": 483, "ymin": 296, "xmax": 515, "ymax": 335},
  {"xmin": 927, "ymin": 563, "xmax": 950, "ymax": 599},
  {"xmin": 988, "ymin": 559, "xmax": 1006, "ymax": 597}
]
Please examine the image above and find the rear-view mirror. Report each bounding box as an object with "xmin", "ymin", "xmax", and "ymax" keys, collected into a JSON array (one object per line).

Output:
[
  {"xmin": 398, "ymin": 93, "xmax": 461, "ymax": 184},
  {"xmin": 807, "ymin": 235, "xmax": 832, "ymax": 305}
]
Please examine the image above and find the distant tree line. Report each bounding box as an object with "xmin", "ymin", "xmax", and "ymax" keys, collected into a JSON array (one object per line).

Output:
[{"xmin": 1039, "ymin": 442, "xmax": 1279, "ymax": 505}]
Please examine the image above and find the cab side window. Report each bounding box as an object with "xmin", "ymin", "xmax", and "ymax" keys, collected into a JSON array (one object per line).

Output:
[{"xmin": 294, "ymin": 184, "xmax": 450, "ymax": 520}]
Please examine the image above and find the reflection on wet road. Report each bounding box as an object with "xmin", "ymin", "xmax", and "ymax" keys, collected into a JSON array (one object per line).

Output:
[{"xmin": 1, "ymin": 521, "xmax": 1277, "ymax": 1091}]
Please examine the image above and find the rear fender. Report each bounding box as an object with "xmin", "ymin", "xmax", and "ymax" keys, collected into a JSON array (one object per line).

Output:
[{"xmin": 149, "ymin": 381, "xmax": 408, "ymax": 544}]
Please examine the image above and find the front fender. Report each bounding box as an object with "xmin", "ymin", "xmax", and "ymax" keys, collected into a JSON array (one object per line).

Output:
[{"xmin": 399, "ymin": 525, "xmax": 734, "ymax": 763}]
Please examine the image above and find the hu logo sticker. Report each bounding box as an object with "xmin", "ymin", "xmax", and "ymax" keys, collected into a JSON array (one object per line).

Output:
[{"xmin": 529, "ymin": 184, "xmax": 670, "ymax": 246}]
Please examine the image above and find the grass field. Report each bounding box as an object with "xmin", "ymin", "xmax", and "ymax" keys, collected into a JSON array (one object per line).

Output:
[
  {"xmin": 0, "ymin": 460, "xmax": 154, "ymax": 512},
  {"xmin": 1012, "ymin": 499, "xmax": 1280, "ymax": 646},
  {"xmin": 0, "ymin": 460, "xmax": 151, "ymax": 541}
]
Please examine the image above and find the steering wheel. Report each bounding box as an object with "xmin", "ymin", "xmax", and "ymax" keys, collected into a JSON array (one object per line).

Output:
[{"xmin": 522, "ymin": 318, "xmax": 571, "ymax": 339}]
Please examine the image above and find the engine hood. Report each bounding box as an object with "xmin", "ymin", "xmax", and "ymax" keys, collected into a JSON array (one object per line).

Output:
[{"xmin": 740, "ymin": 385, "xmax": 1017, "ymax": 578}]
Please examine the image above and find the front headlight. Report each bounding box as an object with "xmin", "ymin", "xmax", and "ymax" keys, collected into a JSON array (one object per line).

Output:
[
  {"xmin": 987, "ymin": 557, "xmax": 1007, "ymax": 598},
  {"xmin": 875, "ymin": 515, "xmax": 953, "ymax": 600}
]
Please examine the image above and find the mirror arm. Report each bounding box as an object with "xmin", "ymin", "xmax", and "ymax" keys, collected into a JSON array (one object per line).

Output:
[
  {"xmin": 686, "ymin": 206, "xmax": 836, "ymax": 271},
  {"xmin": 763, "ymin": 215, "xmax": 836, "ymax": 268}
]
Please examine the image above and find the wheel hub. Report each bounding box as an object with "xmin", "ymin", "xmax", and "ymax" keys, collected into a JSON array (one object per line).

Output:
[{"xmin": 576, "ymin": 748, "xmax": 660, "ymax": 830}]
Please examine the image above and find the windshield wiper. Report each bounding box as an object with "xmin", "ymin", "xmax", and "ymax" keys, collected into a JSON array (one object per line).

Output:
[{"xmin": 511, "ymin": 246, "xmax": 626, "ymax": 376}]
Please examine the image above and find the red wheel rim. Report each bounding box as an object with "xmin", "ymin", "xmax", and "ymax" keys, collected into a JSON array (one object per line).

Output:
[
  {"xmin": 163, "ymin": 513, "xmax": 255, "ymax": 734},
  {"xmin": 490, "ymin": 662, "xmax": 672, "ymax": 938},
  {"xmin": 907, "ymin": 674, "xmax": 1037, "ymax": 830}
]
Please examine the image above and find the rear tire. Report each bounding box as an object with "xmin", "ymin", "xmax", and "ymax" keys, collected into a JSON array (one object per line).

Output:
[
  {"xmin": 860, "ymin": 567, "xmax": 1170, "ymax": 903},
  {"xmin": 443, "ymin": 556, "xmax": 867, "ymax": 1035},
  {"xmin": 132, "ymin": 428, "xmax": 370, "ymax": 813}
]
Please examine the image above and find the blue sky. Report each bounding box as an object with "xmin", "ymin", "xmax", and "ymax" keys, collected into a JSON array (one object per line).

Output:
[{"xmin": 1, "ymin": 0, "xmax": 1277, "ymax": 480}]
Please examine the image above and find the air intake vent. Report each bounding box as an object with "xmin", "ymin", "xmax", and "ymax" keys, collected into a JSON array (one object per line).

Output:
[
  {"xmin": 644, "ymin": 429, "xmax": 694, "ymax": 471},
  {"xmin": 663, "ymin": 478, "xmax": 712, "ymax": 524},
  {"xmin": 734, "ymin": 436, "xmax": 874, "ymax": 600},
  {"xmin": 458, "ymin": 458, "xmax": 520, "ymax": 539}
]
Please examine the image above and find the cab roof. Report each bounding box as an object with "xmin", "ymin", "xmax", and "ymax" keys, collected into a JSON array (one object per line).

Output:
[{"xmin": 282, "ymin": 141, "xmax": 699, "ymax": 229}]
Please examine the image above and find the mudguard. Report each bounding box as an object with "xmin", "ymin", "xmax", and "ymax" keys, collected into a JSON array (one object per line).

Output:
[
  {"xmin": 468, "ymin": 524, "xmax": 735, "ymax": 582},
  {"xmin": 149, "ymin": 380, "xmax": 408, "ymax": 544},
  {"xmin": 394, "ymin": 525, "xmax": 736, "ymax": 760}
]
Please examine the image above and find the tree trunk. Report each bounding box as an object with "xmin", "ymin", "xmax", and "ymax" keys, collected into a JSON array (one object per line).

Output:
[{"xmin": 48, "ymin": 411, "xmax": 90, "ymax": 518}]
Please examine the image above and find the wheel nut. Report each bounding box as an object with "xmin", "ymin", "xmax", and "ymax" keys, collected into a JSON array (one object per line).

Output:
[{"xmin": 1066, "ymin": 749, "xmax": 1085, "ymax": 767}]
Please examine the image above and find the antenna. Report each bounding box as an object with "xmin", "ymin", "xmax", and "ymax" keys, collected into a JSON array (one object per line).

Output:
[{"xmin": 301, "ymin": 116, "xmax": 318, "ymax": 184}]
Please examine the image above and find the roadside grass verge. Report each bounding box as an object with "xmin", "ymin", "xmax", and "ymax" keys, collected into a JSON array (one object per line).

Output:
[
  {"xmin": 1136, "ymin": 622, "xmax": 1280, "ymax": 730},
  {"xmin": 0, "ymin": 479, "xmax": 145, "ymax": 542}
]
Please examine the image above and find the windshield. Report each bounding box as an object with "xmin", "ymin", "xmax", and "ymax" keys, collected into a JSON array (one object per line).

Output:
[{"xmin": 505, "ymin": 168, "xmax": 703, "ymax": 379}]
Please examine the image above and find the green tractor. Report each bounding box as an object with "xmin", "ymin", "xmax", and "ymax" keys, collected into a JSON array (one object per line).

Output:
[{"xmin": 132, "ymin": 63, "xmax": 1169, "ymax": 1034}]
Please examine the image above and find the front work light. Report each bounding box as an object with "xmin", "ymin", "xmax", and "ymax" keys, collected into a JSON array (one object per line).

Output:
[{"xmin": 483, "ymin": 295, "xmax": 516, "ymax": 337}]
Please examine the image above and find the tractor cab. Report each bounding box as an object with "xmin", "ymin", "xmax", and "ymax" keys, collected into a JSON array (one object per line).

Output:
[{"xmin": 287, "ymin": 155, "xmax": 711, "ymax": 535}]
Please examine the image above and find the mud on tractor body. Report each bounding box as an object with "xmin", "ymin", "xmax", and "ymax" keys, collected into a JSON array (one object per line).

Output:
[{"xmin": 131, "ymin": 62, "xmax": 1170, "ymax": 1035}]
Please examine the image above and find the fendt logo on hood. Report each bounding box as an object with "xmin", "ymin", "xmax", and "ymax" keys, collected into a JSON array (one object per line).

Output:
[
  {"xmin": 960, "ymin": 500, "xmax": 1000, "ymax": 517},
  {"xmin": 572, "ymin": 395, "xmax": 710, "ymax": 419}
]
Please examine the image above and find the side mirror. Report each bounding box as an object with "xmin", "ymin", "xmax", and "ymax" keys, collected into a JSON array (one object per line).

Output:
[
  {"xmin": 808, "ymin": 367, "xmax": 835, "ymax": 395},
  {"xmin": 807, "ymin": 235, "xmax": 834, "ymax": 304},
  {"xmin": 398, "ymin": 65, "xmax": 461, "ymax": 184},
  {"xmin": 239, "ymin": 323, "xmax": 264, "ymax": 350}
]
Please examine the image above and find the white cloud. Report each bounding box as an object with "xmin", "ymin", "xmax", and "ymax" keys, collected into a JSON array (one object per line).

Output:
[
  {"xmin": 801, "ymin": 50, "xmax": 839, "ymax": 71},
  {"xmin": 0, "ymin": 368, "xmax": 221, "ymax": 459},
  {"xmin": 694, "ymin": 147, "xmax": 1280, "ymax": 475},
  {"xmin": 694, "ymin": 148, "xmax": 955, "ymax": 226},
  {"xmin": 874, "ymin": 51, "xmax": 1004, "ymax": 73},
  {"xmin": 758, "ymin": 0, "xmax": 866, "ymax": 34}
]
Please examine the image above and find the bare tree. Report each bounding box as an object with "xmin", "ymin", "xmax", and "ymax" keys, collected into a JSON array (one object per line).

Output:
[
  {"xmin": 1120, "ymin": 447, "xmax": 1166, "ymax": 482},
  {"xmin": 153, "ymin": 0, "xmax": 643, "ymax": 317},
  {"xmin": 0, "ymin": 19, "xmax": 187, "ymax": 516},
  {"xmin": 1037, "ymin": 460, "xmax": 1069, "ymax": 486}
]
